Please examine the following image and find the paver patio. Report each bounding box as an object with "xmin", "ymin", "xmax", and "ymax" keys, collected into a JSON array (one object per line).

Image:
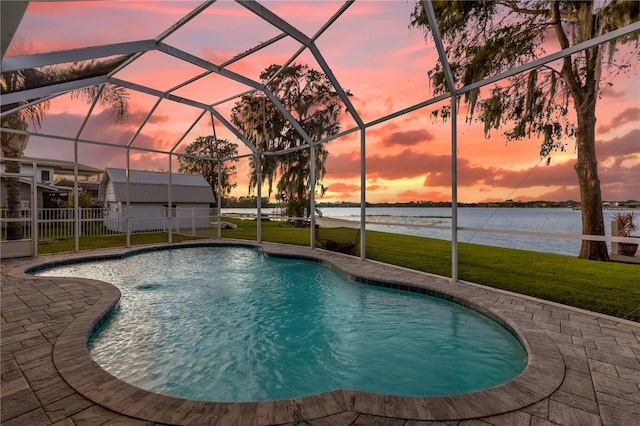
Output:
[{"xmin": 2, "ymin": 240, "xmax": 639, "ymax": 425}]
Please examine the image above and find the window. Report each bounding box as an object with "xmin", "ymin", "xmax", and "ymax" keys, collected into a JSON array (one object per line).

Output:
[{"xmin": 41, "ymin": 170, "xmax": 51, "ymax": 182}]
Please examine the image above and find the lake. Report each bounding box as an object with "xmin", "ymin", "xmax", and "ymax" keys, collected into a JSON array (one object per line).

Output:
[{"xmin": 222, "ymin": 206, "xmax": 622, "ymax": 257}]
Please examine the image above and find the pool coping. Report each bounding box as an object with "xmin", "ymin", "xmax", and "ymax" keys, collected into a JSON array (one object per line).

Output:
[{"xmin": 10, "ymin": 240, "xmax": 566, "ymax": 425}]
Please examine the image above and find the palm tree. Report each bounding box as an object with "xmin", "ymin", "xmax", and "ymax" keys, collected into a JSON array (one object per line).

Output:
[{"xmin": 1, "ymin": 57, "xmax": 130, "ymax": 240}]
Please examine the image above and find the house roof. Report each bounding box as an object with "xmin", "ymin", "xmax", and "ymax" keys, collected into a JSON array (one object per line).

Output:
[
  {"xmin": 99, "ymin": 168, "xmax": 215, "ymax": 204},
  {"xmin": 1, "ymin": 156, "xmax": 104, "ymax": 176},
  {"xmin": 55, "ymin": 179, "xmax": 100, "ymax": 192},
  {"xmin": 0, "ymin": 175, "xmax": 60, "ymax": 192}
]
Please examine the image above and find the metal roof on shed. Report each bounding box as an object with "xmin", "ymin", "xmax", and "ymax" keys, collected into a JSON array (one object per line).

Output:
[{"xmin": 100, "ymin": 168, "xmax": 214, "ymax": 204}]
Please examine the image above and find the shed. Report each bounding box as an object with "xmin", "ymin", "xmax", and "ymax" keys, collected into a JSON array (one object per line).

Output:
[{"xmin": 99, "ymin": 168, "xmax": 215, "ymax": 232}]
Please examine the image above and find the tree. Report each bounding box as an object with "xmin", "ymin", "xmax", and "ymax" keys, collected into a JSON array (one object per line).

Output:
[
  {"xmin": 1, "ymin": 56, "xmax": 130, "ymax": 240},
  {"xmin": 55, "ymin": 190, "xmax": 99, "ymax": 209},
  {"xmin": 411, "ymin": 1, "xmax": 639, "ymax": 261},
  {"xmin": 177, "ymin": 136, "xmax": 238, "ymax": 201},
  {"xmin": 230, "ymin": 63, "xmax": 346, "ymax": 217}
]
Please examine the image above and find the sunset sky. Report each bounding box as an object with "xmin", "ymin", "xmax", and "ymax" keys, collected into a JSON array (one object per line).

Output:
[{"xmin": 8, "ymin": 1, "xmax": 640, "ymax": 204}]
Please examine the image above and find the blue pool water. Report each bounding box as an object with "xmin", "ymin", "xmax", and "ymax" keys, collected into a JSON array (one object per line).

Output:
[{"xmin": 38, "ymin": 246, "xmax": 527, "ymax": 402}]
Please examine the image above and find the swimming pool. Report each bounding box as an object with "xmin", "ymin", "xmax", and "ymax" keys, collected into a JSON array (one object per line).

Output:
[{"xmin": 38, "ymin": 245, "xmax": 527, "ymax": 402}]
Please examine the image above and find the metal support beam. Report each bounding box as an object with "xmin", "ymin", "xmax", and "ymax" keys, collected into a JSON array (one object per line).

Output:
[
  {"xmin": 422, "ymin": 0, "xmax": 458, "ymax": 282},
  {"xmin": 31, "ymin": 163, "xmax": 37, "ymax": 257},
  {"xmin": 310, "ymin": 144, "xmax": 316, "ymax": 248},
  {"xmin": 311, "ymin": 1, "xmax": 354, "ymax": 42},
  {"xmin": 156, "ymin": 42, "xmax": 313, "ymax": 146},
  {"xmin": 155, "ymin": 1, "xmax": 216, "ymax": 43},
  {"xmin": 0, "ymin": 126, "xmax": 187, "ymax": 156},
  {"xmin": 1, "ymin": 76, "xmax": 107, "ymax": 106},
  {"xmin": 238, "ymin": 1, "xmax": 312, "ymax": 47},
  {"xmin": 168, "ymin": 156, "xmax": 173, "ymax": 243},
  {"xmin": 458, "ymin": 20, "xmax": 640, "ymax": 97},
  {"xmin": 125, "ymin": 148, "xmax": 131, "ymax": 247},
  {"xmin": 262, "ymin": 90, "xmax": 313, "ymax": 145},
  {"xmin": 0, "ymin": 93, "xmax": 63, "ymax": 118},
  {"xmin": 209, "ymin": 107, "xmax": 259, "ymax": 155},
  {"xmin": 220, "ymin": 32, "xmax": 288, "ymax": 68},
  {"xmin": 450, "ymin": 96, "xmax": 458, "ymax": 282},
  {"xmin": 72, "ymin": 85, "xmax": 103, "ymax": 253},
  {"xmin": 256, "ymin": 154, "xmax": 262, "ymax": 243},
  {"xmin": 156, "ymin": 42, "xmax": 263, "ymax": 90},
  {"xmin": 108, "ymin": 77, "xmax": 257, "ymax": 154},
  {"xmin": 127, "ymin": 98, "xmax": 162, "ymax": 147},
  {"xmin": 217, "ymin": 160, "xmax": 222, "ymax": 239},
  {"xmin": 237, "ymin": 4, "xmax": 364, "ymax": 140},
  {"xmin": 170, "ymin": 110, "xmax": 207, "ymax": 153},
  {"xmin": 1, "ymin": 1, "xmax": 28, "ymax": 59},
  {"xmin": 309, "ymin": 44, "xmax": 364, "ymax": 129},
  {"xmin": 212, "ymin": 113, "xmax": 222, "ymax": 239},
  {"xmin": 360, "ymin": 129, "xmax": 366, "ymax": 260},
  {"xmin": 1, "ymin": 40, "xmax": 156, "ymax": 72},
  {"xmin": 108, "ymin": 77, "xmax": 211, "ymax": 109},
  {"xmin": 74, "ymin": 140, "xmax": 80, "ymax": 253}
]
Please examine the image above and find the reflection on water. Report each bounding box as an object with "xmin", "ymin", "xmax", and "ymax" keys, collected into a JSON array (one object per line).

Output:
[
  {"xmin": 38, "ymin": 246, "xmax": 527, "ymax": 402},
  {"xmin": 226, "ymin": 207, "xmax": 587, "ymax": 256}
]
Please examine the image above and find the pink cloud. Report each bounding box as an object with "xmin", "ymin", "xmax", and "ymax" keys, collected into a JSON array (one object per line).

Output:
[
  {"xmin": 12, "ymin": 2, "xmax": 185, "ymax": 54},
  {"xmin": 380, "ymin": 129, "xmax": 435, "ymax": 148},
  {"xmin": 512, "ymin": 187, "xmax": 580, "ymax": 203},
  {"xmin": 597, "ymin": 108, "xmax": 640, "ymax": 134},
  {"xmin": 125, "ymin": 110, "xmax": 171, "ymax": 125},
  {"xmin": 327, "ymin": 149, "xmax": 437, "ymax": 180},
  {"xmin": 596, "ymin": 129, "xmax": 640, "ymax": 159}
]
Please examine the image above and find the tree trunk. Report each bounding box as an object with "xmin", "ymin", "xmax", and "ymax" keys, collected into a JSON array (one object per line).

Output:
[
  {"xmin": 1, "ymin": 118, "xmax": 29, "ymax": 241},
  {"xmin": 4, "ymin": 161, "xmax": 24, "ymax": 240},
  {"xmin": 574, "ymin": 103, "xmax": 609, "ymax": 261}
]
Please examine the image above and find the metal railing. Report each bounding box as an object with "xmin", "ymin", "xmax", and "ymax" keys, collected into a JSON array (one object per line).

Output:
[
  {"xmin": 174, "ymin": 206, "xmax": 217, "ymax": 236},
  {"xmin": 0, "ymin": 209, "xmax": 32, "ymax": 241},
  {"xmin": 1, "ymin": 206, "xmax": 218, "ymax": 243}
]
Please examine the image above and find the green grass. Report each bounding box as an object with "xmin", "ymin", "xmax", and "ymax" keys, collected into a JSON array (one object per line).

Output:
[
  {"xmin": 220, "ymin": 218, "xmax": 313, "ymax": 246},
  {"xmin": 367, "ymin": 232, "xmax": 639, "ymax": 321},
  {"xmin": 37, "ymin": 232, "xmax": 203, "ymax": 254},
  {"xmin": 30, "ymin": 217, "xmax": 640, "ymax": 322}
]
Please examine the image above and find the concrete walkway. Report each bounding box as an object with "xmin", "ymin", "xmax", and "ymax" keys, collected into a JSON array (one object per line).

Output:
[{"xmin": 2, "ymin": 240, "xmax": 639, "ymax": 426}]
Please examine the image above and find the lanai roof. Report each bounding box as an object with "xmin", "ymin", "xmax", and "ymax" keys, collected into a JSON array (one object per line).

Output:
[
  {"xmin": 3, "ymin": 1, "xmax": 636, "ymax": 165},
  {"xmin": 1, "ymin": 1, "xmax": 638, "ymax": 205}
]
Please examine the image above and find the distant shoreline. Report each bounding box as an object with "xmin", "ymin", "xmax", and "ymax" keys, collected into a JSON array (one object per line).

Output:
[
  {"xmin": 223, "ymin": 200, "xmax": 639, "ymax": 209},
  {"xmin": 315, "ymin": 201, "xmax": 639, "ymax": 209}
]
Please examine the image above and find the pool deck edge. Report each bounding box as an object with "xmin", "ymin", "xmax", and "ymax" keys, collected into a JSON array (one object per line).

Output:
[{"xmin": 2, "ymin": 240, "xmax": 639, "ymax": 426}]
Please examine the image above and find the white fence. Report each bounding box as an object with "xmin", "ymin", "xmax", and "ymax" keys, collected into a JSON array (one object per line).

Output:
[
  {"xmin": 0, "ymin": 209, "xmax": 32, "ymax": 241},
  {"xmin": 1, "ymin": 206, "xmax": 217, "ymax": 241}
]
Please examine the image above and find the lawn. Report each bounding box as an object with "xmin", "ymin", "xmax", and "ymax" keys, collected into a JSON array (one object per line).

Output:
[
  {"xmin": 28, "ymin": 217, "xmax": 640, "ymax": 322},
  {"xmin": 37, "ymin": 232, "xmax": 203, "ymax": 254}
]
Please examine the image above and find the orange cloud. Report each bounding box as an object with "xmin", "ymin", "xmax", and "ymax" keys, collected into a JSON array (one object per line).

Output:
[
  {"xmin": 396, "ymin": 190, "xmax": 450, "ymax": 202},
  {"xmin": 324, "ymin": 182, "xmax": 360, "ymax": 199}
]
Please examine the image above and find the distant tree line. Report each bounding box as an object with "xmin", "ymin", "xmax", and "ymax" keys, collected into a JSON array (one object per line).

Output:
[
  {"xmin": 317, "ymin": 200, "xmax": 639, "ymax": 209},
  {"xmin": 222, "ymin": 196, "xmax": 272, "ymax": 208}
]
